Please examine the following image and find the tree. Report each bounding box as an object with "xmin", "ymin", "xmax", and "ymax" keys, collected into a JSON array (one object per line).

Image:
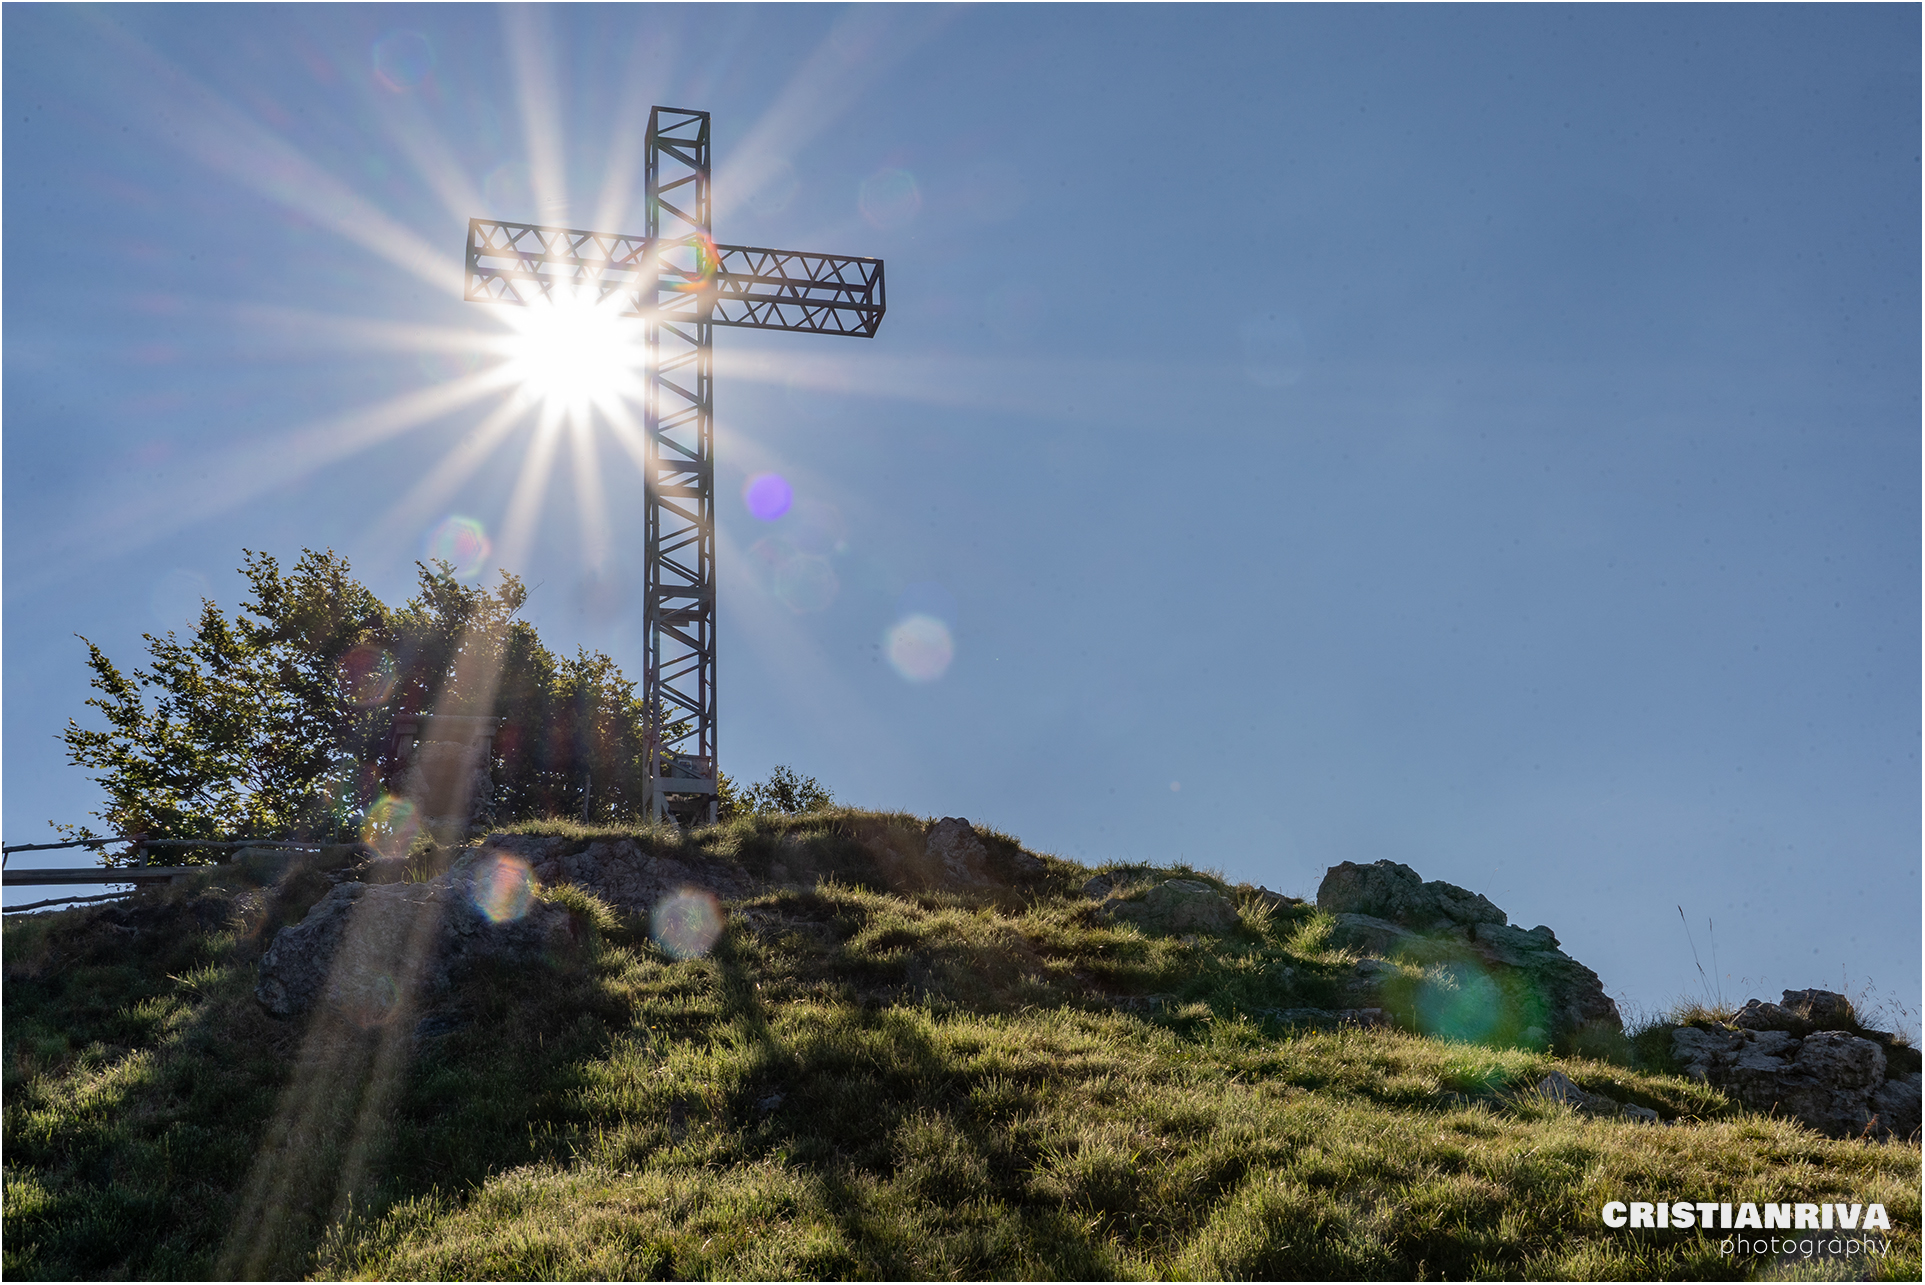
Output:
[
  {"xmin": 739, "ymin": 765, "xmax": 835, "ymax": 816},
  {"xmin": 63, "ymin": 548, "xmax": 689, "ymax": 854}
]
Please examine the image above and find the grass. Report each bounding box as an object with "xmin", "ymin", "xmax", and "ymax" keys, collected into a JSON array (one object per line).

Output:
[{"xmin": 5, "ymin": 811, "xmax": 1918, "ymax": 1280}]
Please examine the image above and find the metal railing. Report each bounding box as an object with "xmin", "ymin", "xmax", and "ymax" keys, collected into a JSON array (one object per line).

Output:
[{"xmin": 2, "ymin": 836, "xmax": 335, "ymax": 913}]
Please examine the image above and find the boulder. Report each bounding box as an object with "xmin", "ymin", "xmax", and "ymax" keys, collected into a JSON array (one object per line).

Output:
[
  {"xmin": 1316, "ymin": 860, "xmax": 1506, "ymax": 932},
  {"xmin": 927, "ymin": 818, "xmax": 992, "ymax": 888},
  {"xmin": 256, "ymin": 849, "xmax": 586, "ymax": 1021},
  {"xmin": 1871, "ymin": 1072, "xmax": 1923, "ymax": 1142},
  {"xmin": 1669, "ymin": 1016, "xmax": 1917, "ymax": 1141},
  {"xmin": 1327, "ymin": 913, "xmax": 1416, "ymax": 957},
  {"xmin": 484, "ymin": 832, "xmax": 751, "ymax": 917},
  {"xmin": 1315, "ymin": 860, "xmax": 1620, "ymax": 1047},
  {"xmin": 1781, "ymin": 988, "xmax": 1857, "ymax": 1031},
  {"xmin": 1108, "ymin": 879, "xmax": 1238, "ymax": 935},
  {"xmin": 1732, "ymin": 998, "xmax": 1814, "ymax": 1037},
  {"xmin": 1533, "ymin": 1069, "xmax": 1658, "ymax": 1123}
]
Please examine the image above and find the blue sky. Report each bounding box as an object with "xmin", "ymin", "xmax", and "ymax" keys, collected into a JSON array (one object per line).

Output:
[{"xmin": 4, "ymin": 4, "xmax": 1918, "ymax": 1019}]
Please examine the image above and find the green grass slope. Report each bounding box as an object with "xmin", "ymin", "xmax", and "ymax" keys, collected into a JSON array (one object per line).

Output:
[{"xmin": 4, "ymin": 811, "xmax": 1917, "ymax": 1280}]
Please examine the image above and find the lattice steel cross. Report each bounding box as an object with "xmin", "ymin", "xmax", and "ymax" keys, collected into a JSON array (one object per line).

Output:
[{"xmin": 464, "ymin": 106, "xmax": 886, "ymax": 823}]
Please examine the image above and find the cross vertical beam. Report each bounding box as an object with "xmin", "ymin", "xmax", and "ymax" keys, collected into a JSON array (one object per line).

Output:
[
  {"xmin": 643, "ymin": 106, "xmax": 718, "ymax": 823},
  {"xmin": 463, "ymin": 107, "xmax": 885, "ymax": 828}
]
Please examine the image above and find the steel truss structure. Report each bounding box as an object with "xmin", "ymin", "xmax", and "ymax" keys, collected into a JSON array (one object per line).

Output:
[{"xmin": 464, "ymin": 106, "xmax": 886, "ymax": 822}]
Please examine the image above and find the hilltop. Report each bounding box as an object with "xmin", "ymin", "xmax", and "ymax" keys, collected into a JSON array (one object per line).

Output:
[{"xmin": 4, "ymin": 810, "xmax": 1918, "ymax": 1280}]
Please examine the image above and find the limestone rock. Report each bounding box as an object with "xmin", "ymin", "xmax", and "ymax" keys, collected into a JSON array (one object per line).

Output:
[
  {"xmin": 1669, "ymin": 1019, "xmax": 1910, "ymax": 1140},
  {"xmin": 1327, "ymin": 913, "xmax": 1416, "ymax": 957},
  {"xmin": 1533, "ymin": 1070, "xmax": 1654, "ymax": 1123},
  {"xmin": 1314, "ymin": 859, "xmax": 1620, "ymax": 1047},
  {"xmin": 483, "ymin": 832, "xmax": 750, "ymax": 917},
  {"xmin": 256, "ymin": 850, "xmax": 583, "ymax": 1021},
  {"xmin": 1870, "ymin": 1072, "xmax": 1922, "ymax": 1142},
  {"xmin": 1108, "ymin": 878, "xmax": 1238, "ymax": 936},
  {"xmin": 1780, "ymin": 988, "xmax": 1856, "ymax": 1031},
  {"xmin": 1316, "ymin": 860, "xmax": 1506, "ymax": 932},
  {"xmin": 1471, "ymin": 921, "xmax": 1560, "ymax": 968},
  {"xmin": 1732, "ymin": 999, "xmax": 1814, "ymax": 1038},
  {"xmin": 926, "ymin": 818, "xmax": 992, "ymax": 888}
]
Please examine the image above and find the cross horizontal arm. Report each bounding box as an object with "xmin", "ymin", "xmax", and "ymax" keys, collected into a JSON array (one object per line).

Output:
[{"xmin": 466, "ymin": 218, "xmax": 885, "ymax": 338}]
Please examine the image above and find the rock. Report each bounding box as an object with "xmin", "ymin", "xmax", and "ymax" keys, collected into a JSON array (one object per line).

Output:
[
  {"xmin": 1237, "ymin": 883, "xmax": 1304, "ymax": 913},
  {"xmin": 1314, "ymin": 860, "xmax": 1619, "ymax": 1048},
  {"xmin": 1108, "ymin": 879, "xmax": 1238, "ymax": 936},
  {"xmin": 1733, "ymin": 998, "xmax": 1815, "ymax": 1037},
  {"xmin": 1471, "ymin": 921, "xmax": 1560, "ymax": 968},
  {"xmin": 1780, "ymin": 988, "xmax": 1856, "ymax": 1031},
  {"xmin": 1532, "ymin": 1071, "xmax": 1659, "ymax": 1124},
  {"xmin": 1081, "ymin": 874, "xmax": 1115, "ymax": 900},
  {"xmin": 256, "ymin": 850, "xmax": 584, "ymax": 1021},
  {"xmin": 1669, "ymin": 1019, "xmax": 1910, "ymax": 1140},
  {"xmin": 926, "ymin": 818, "xmax": 991, "ymax": 888},
  {"xmin": 483, "ymin": 832, "xmax": 750, "ymax": 917},
  {"xmin": 1316, "ymin": 860, "xmax": 1506, "ymax": 932},
  {"xmin": 1869, "ymin": 1072, "xmax": 1922, "ymax": 1142},
  {"xmin": 1861, "ymin": 1031, "xmax": 1923, "ymax": 1076},
  {"xmin": 1327, "ymin": 913, "xmax": 1416, "ymax": 957}
]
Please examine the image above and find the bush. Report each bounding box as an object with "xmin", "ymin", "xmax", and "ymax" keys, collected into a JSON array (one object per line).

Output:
[{"xmin": 62, "ymin": 548, "xmax": 689, "ymax": 851}]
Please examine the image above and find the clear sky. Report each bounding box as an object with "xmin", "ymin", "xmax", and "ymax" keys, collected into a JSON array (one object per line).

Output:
[{"xmin": 4, "ymin": 4, "xmax": 1918, "ymax": 1020}]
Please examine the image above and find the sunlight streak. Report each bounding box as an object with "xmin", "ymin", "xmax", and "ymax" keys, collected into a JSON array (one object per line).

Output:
[
  {"xmin": 503, "ymin": 6, "xmax": 571, "ymax": 225},
  {"xmin": 565, "ymin": 414, "xmax": 615, "ymax": 574},
  {"xmin": 491, "ymin": 401, "xmax": 569, "ymax": 577},
  {"xmin": 81, "ymin": 11, "xmax": 464, "ymax": 292},
  {"xmin": 358, "ymin": 398, "xmax": 531, "ymax": 568}
]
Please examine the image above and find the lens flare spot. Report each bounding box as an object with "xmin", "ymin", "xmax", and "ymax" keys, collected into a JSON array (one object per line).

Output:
[
  {"xmin": 372, "ymin": 31, "xmax": 434, "ymax": 91},
  {"xmin": 426, "ymin": 515, "xmax": 493, "ymax": 580},
  {"xmin": 859, "ymin": 168, "xmax": 921, "ymax": 230},
  {"xmin": 362, "ymin": 794, "xmax": 420, "ymax": 858},
  {"xmin": 1415, "ymin": 962, "xmax": 1506, "ymax": 1044},
  {"xmin": 651, "ymin": 888, "xmax": 723, "ymax": 960},
  {"xmin": 750, "ymin": 536, "xmax": 840, "ymax": 614},
  {"xmin": 886, "ymin": 613, "xmax": 954, "ymax": 682},
  {"xmin": 744, "ymin": 472, "xmax": 793, "ymax": 521},
  {"xmin": 337, "ymin": 643, "xmax": 399, "ymax": 707},
  {"xmin": 470, "ymin": 853, "xmax": 538, "ymax": 924}
]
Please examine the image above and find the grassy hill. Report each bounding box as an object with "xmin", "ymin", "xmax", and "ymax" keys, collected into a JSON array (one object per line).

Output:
[{"xmin": 4, "ymin": 810, "xmax": 1917, "ymax": 1280}]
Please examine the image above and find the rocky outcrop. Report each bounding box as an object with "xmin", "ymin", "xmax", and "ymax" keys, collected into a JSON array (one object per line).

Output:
[
  {"xmin": 255, "ymin": 848, "xmax": 588, "ymax": 1021},
  {"xmin": 927, "ymin": 818, "xmax": 993, "ymax": 888},
  {"xmin": 484, "ymin": 832, "xmax": 753, "ymax": 916},
  {"xmin": 1315, "ymin": 859, "xmax": 1621, "ymax": 1050},
  {"xmin": 1319, "ymin": 859, "xmax": 1506, "ymax": 932},
  {"xmin": 1105, "ymin": 878, "xmax": 1239, "ymax": 935},
  {"xmin": 1669, "ymin": 989, "xmax": 1921, "ymax": 1141},
  {"xmin": 1084, "ymin": 875, "xmax": 1241, "ymax": 936}
]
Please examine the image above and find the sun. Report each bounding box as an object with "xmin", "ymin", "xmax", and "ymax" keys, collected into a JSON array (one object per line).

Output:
[{"xmin": 495, "ymin": 289, "xmax": 646, "ymax": 410}]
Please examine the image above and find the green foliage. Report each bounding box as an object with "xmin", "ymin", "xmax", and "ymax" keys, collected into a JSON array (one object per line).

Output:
[
  {"xmin": 62, "ymin": 549, "xmax": 693, "ymax": 851},
  {"xmin": 739, "ymin": 764, "xmax": 834, "ymax": 816}
]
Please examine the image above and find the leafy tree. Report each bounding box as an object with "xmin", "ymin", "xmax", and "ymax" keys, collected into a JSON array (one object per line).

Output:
[
  {"xmin": 739, "ymin": 765, "xmax": 835, "ymax": 816},
  {"xmin": 63, "ymin": 548, "xmax": 695, "ymax": 856}
]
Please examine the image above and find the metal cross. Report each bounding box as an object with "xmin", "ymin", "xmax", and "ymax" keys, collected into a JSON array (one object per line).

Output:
[{"xmin": 464, "ymin": 106, "xmax": 886, "ymax": 823}]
